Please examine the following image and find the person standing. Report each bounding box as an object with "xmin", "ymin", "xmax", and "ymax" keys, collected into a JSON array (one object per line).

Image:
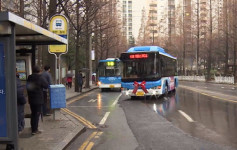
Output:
[
  {"xmin": 66, "ymin": 76, "xmax": 72, "ymax": 89},
  {"xmin": 78, "ymin": 71, "xmax": 83, "ymax": 92},
  {"xmin": 26, "ymin": 66, "xmax": 48, "ymax": 135},
  {"xmin": 41, "ymin": 65, "xmax": 52, "ymax": 116},
  {"xmin": 16, "ymin": 70, "xmax": 26, "ymax": 133}
]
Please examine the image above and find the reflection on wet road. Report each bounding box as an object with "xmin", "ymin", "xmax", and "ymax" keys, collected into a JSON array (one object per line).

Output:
[{"xmin": 143, "ymin": 88, "xmax": 237, "ymax": 149}]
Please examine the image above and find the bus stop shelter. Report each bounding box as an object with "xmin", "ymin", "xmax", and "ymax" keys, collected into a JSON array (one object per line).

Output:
[{"xmin": 0, "ymin": 11, "xmax": 67, "ymax": 149}]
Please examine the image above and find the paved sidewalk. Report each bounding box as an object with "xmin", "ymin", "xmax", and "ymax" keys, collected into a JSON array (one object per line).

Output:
[{"xmin": 0, "ymin": 85, "xmax": 98, "ymax": 150}]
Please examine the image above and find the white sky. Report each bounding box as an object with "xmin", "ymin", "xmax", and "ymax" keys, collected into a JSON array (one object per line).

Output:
[{"xmin": 132, "ymin": 0, "xmax": 147, "ymax": 39}]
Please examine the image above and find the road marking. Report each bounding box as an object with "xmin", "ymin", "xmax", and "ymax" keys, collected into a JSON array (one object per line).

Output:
[
  {"xmin": 79, "ymin": 132, "xmax": 97, "ymax": 150},
  {"xmin": 88, "ymin": 99, "xmax": 97, "ymax": 103},
  {"xmin": 94, "ymin": 132, "xmax": 103, "ymax": 138},
  {"xmin": 86, "ymin": 142, "xmax": 94, "ymax": 150},
  {"xmin": 62, "ymin": 108, "xmax": 97, "ymax": 129},
  {"xmin": 111, "ymin": 93, "xmax": 122, "ymax": 107},
  {"xmin": 179, "ymin": 85, "xmax": 237, "ymax": 103},
  {"xmin": 178, "ymin": 110, "xmax": 195, "ymax": 122},
  {"xmin": 78, "ymin": 131, "xmax": 103, "ymax": 150},
  {"xmin": 67, "ymin": 94, "xmax": 89, "ymax": 105},
  {"xmin": 68, "ymin": 106, "xmax": 111, "ymax": 108},
  {"xmin": 99, "ymin": 112, "xmax": 110, "ymax": 125}
]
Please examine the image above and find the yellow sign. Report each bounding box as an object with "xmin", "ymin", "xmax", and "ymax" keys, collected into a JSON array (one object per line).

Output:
[{"xmin": 49, "ymin": 15, "xmax": 68, "ymax": 54}]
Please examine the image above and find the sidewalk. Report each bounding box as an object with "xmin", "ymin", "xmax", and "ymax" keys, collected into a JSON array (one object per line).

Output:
[{"xmin": 1, "ymin": 85, "xmax": 98, "ymax": 150}]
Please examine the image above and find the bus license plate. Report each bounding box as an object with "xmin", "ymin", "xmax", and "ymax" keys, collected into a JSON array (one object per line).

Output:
[
  {"xmin": 110, "ymin": 85, "xmax": 115, "ymax": 88},
  {"xmin": 136, "ymin": 91, "xmax": 144, "ymax": 96}
]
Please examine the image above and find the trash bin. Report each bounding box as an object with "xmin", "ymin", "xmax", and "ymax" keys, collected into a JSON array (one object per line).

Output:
[{"xmin": 50, "ymin": 84, "xmax": 66, "ymax": 109}]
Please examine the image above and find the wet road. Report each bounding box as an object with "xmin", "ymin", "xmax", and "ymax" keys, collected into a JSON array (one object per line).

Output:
[{"xmin": 66, "ymin": 82, "xmax": 237, "ymax": 150}]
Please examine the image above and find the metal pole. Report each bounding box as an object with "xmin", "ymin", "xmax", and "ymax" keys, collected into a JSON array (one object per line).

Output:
[
  {"xmin": 53, "ymin": 54, "xmax": 57, "ymax": 120},
  {"xmin": 58, "ymin": 54, "xmax": 62, "ymax": 84}
]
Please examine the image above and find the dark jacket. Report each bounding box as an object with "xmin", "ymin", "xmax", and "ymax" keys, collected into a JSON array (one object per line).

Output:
[
  {"xmin": 26, "ymin": 73, "xmax": 48, "ymax": 105},
  {"xmin": 78, "ymin": 73, "xmax": 83, "ymax": 85},
  {"xmin": 17, "ymin": 78, "xmax": 26, "ymax": 105},
  {"xmin": 41, "ymin": 71, "xmax": 52, "ymax": 91}
]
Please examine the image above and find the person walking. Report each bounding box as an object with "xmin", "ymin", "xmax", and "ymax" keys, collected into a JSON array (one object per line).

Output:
[
  {"xmin": 26, "ymin": 66, "xmax": 48, "ymax": 135},
  {"xmin": 78, "ymin": 71, "xmax": 83, "ymax": 92},
  {"xmin": 16, "ymin": 70, "xmax": 26, "ymax": 133},
  {"xmin": 41, "ymin": 65, "xmax": 52, "ymax": 116}
]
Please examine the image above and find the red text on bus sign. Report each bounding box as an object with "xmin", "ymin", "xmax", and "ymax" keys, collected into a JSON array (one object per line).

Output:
[{"xmin": 129, "ymin": 54, "xmax": 148, "ymax": 59}]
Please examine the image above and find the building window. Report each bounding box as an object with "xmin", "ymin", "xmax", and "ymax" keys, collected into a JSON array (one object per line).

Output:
[
  {"xmin": 150, "ymin": 4, "xmax": 157, "ymax": 7},
  {"xmin": 149, "ymin": 10, "xmax": 157, "ymax": 13},
  {"xmin": 150, "ymin": 16, "xmax": 157, "ymax": 20},
  {"xmin": 150, "ymin": 23, "xmax": 157, "ymax": 26}
]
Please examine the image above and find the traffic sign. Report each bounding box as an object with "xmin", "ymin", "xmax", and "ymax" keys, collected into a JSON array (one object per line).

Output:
[{"xmin": 49, "ymin": 15, "xmax": 68, "ymax": 54}]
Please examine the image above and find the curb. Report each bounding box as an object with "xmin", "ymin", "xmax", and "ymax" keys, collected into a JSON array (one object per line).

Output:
[
  {"xmin": 61, "ymin": 126, "xmax": 87, "ymax": 150},
  {"xmin": 60, "ymin": 86, "xmax": 98, "ymax": 150}
]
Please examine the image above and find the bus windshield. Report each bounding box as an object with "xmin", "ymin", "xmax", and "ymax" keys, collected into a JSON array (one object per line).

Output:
[
  {"xmin": 122, "ymin": 58, "xmax": 160, "ymax": 82},
  {"xmin": 98, "ymin": 62, "xmax": 121, "ymax": 77}
]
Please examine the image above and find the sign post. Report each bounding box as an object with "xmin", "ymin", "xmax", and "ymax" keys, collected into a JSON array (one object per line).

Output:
[
  {"xmin": 49, "ymin": 15, "xmax": 68, "ymax": 120},
  {"xmin": 49, "ymin": 15, "xmax": 68, "ymax": 84}
]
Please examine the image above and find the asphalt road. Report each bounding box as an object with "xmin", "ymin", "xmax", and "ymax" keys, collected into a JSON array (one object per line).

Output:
[{"xmin": 66, "ymin": 82, "xmax": 237, "ymax": 150}]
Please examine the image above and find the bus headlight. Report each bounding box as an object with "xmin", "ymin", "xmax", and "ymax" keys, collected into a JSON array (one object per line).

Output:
[
  {"xmin": 97, "ymin": 81, "xmax": 101, "ymax": 86},
  {"xmin": 126, "ymin": 91, "xmax": 129, "ymax": 95}
]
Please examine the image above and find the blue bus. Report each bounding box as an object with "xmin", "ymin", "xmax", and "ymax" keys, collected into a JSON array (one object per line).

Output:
[
  {"xmin": 97, "ymin": 58, "xmax": 122, "ymax": 91},
  {"xmin": 120, "ymin": 46, "xmax": 178, "ymax": 98}
]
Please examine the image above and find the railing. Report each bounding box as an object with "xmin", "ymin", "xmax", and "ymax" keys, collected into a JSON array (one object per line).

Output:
[
  {"xmin": 214, "ymin": 76, "xmax": 234, "ymax": 84},
  {"xmin": 178, "ymin": 76, "xmax": 205, "ymax": 82},
  {"xmin": 178, "ymin": 76, "xmax": 235, "ymax": 84}
]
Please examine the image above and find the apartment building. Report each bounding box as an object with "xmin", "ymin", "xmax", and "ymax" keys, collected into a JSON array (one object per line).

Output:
[{"xmin": 119, "ymin": 0, "xmax": 134, "ymax": 45}]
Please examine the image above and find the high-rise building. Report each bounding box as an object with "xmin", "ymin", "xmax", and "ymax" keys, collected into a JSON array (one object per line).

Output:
[
  {"xmin": 146, "ymin": 0, "xmax": 159, "ymax": 45},
  {"xmin": 119, "ymin": 0, "xmax": 134, "ymax": 45},
  {"xmin": 199, "ymin": 0, "xmax": 208, "ymax": 50},
  {"xmin": 183, "ymin": 0, "xmax": 192, "ymax": 54},
  {"xmin": 168, "ymin": 0, "xmax": 175, "ymax": 43}
]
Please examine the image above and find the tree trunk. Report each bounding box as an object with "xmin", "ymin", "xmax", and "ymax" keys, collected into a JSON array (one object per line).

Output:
[
  {"xmin": 75, "ymin": 0, "xmax": 80, "ymax": 92},
  {"xmin": 48, "ymin": 0, "xmax": 57, "ymax": 84},
  {"xmin": 224, "ymin": 0, "xmax": 229, "ymax": 75},
  {"xmin": 19, "ymin": 0, "xmax": 24, "ymax": 17},
  {"xmin": 207, "ymin": 0, "xmax": 212, "ymax": 81},
  {"xmin": 196, "ymin": 0, "xmax": 200, "ymax": 75},
  {"xmin": 234, "ymin": 0, "xmax": 237, "ymax": 83}
]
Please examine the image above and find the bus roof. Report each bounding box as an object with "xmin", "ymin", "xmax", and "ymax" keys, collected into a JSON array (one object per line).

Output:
[
  {"xmin": 99, "ymin": 58, "xmax": 120, "ymax": 62},
  {"xmin": 127, "ymin": 46, "xmax": 176, "ymax": 59}
]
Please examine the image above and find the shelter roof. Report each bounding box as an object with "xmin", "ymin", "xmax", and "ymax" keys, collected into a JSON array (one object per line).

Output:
[{"xmin": 0, "ymin": 12, "xmax": 67, "ymax": 45}]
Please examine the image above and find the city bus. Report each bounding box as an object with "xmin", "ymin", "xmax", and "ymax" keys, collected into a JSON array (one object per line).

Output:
[
  {"xmin": 97, "ymin": 58, "xmax": 122, "ymax": 91},
  {"xmin": 120, "ymin": 46, "xmax": 178, "ymax": 98}
]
